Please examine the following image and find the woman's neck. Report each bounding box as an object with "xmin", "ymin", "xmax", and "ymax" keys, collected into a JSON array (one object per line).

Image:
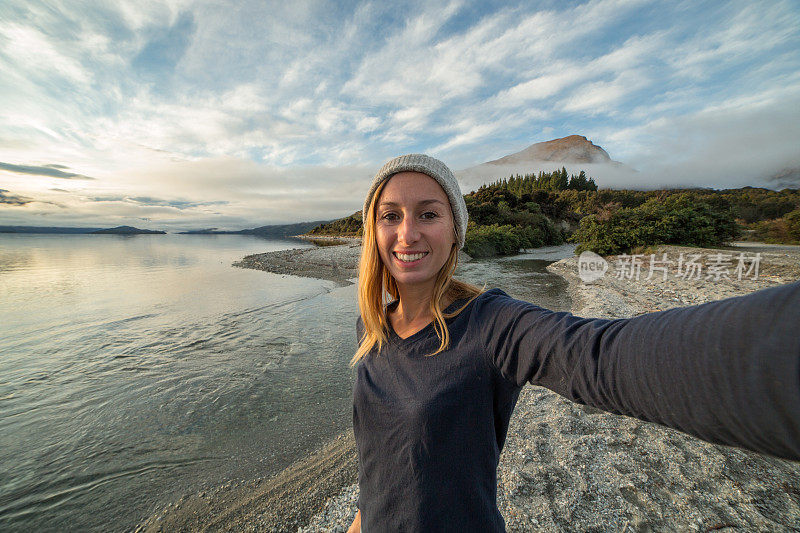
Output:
[{"xmin": 391, "ymin": 283, "xmax": 453, "ymax": 326}]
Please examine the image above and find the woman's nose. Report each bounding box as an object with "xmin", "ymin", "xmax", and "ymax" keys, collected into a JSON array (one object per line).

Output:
[{"xmin": 398, "ymin": 216, "xmax": 420, "ymax": 244}]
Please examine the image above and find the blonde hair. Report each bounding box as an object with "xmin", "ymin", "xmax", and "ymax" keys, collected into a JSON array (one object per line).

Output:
[{"xmin": 350, "ymin": 179, "xmax": 484, "ymax": 367}]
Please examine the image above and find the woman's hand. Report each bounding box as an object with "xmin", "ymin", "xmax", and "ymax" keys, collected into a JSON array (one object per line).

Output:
[{"xmin": 347, "ymin": 509, "xmax": 361, "ymax": 533}]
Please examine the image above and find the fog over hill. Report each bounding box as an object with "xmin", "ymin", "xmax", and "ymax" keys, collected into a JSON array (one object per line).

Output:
[
  {"xmin": 768, "ymin": 167, "xmax": 800, "ymax": 190},
  {"xmin": 456, "ymin": 134, "xmax": 800, "ymax": 193},
  {"xmin": 456, "ymin": 135, "xmax": 639, "ymax": 193}
]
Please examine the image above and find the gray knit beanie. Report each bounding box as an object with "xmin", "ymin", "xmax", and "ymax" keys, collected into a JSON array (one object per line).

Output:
[{"xmin": 363, "ymin": 154, "xmax": 468, "ymax": 249}]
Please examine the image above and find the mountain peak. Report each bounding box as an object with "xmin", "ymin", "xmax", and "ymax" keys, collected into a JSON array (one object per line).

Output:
[{"xmin": 487, "ymin": 135, "xmax": 615, "ymax": 166}]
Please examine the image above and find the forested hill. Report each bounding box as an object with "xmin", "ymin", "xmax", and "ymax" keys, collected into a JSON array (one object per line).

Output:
[
  {"xmin": 306, "ymin": 168, "xmax": 800, "ymax": 257},
  {"xmin": 179, "ymin": 220, "xmax": 332, "ymax": 237}
]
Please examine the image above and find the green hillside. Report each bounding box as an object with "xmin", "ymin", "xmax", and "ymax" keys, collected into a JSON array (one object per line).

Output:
[{"xmin": 305, "ymin": 170, "xmax": 800, "ymax": 257}]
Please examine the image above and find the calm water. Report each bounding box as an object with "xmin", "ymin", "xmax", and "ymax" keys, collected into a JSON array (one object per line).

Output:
[{"xmin": 0, "ymin": 234, "xmax": 573, "ymax": 532}]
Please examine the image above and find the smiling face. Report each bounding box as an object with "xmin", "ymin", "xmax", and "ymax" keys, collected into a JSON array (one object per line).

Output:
[{"xmin": 374, "ymin": 171, "xmax": 456, "ymax": 294}]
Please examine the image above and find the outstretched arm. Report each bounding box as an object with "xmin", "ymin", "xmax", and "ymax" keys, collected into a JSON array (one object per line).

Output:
[{"xmin": 477, "ymin": 281, "xmax": 800, "ymax": 460}]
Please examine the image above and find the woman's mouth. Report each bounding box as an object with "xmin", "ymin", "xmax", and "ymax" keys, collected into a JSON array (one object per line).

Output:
[{"xmin": 393, "ymin": 251, "xmax": 428, "ymax": 264}]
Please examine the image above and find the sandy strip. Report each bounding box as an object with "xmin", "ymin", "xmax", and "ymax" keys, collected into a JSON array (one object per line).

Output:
[
  {"xmin": 141, "ymin": 242, "xmax": 800, "ymax": 532},
  {"xmin": 135, "ymin": 432, "xmax": 357, "ymax": 533},
  {"xmin": 232, "ymin": 238, "xmax": 362, "ymax": 286},
  {"xmin": 232, "ymin": 237, "xmax": 472, "ymax": 287}
]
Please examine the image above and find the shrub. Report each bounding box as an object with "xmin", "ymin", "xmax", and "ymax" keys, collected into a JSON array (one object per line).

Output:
[
  {"xmin": 752, "ymin": 209, "xmax": 800, "ymax": 244},
  {"xmin": 464, "ymin": 224, "xmax": 520, "ymax": 258},
  {"xmin": 308, "ymin": 212, "xmax": 362, "ymax": 236},
  {"xmin": 572, "ymin": 196, "xmax": 739, "ymax": 255},
  {"xmin": 464, "ymin": 220, "xmax": 562, "ymax": 258}
]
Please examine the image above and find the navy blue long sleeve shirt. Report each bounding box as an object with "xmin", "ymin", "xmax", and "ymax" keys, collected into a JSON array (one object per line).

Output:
[{"xmin": 352, "ymin": 282, "xmax": 800, "ymax": 532}]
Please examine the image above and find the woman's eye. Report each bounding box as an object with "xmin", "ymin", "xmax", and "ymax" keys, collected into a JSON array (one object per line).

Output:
[{"xmin": 379, "ymin": 211, "xmax": 437, "ymax": 221}]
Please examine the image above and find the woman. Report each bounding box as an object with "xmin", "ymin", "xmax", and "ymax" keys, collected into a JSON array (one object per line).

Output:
[{"xmin": 347, "ymin": 154, "xmax": 800, "ymax": 532}]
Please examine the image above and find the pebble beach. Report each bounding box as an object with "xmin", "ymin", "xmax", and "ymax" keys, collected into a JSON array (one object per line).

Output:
[{"xmin": 138, "ymin": 240, "xmax": 800, "ymax": 532}]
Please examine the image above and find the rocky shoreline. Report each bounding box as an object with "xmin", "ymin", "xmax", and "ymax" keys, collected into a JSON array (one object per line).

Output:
[{"xmin": 141, "ymin": 241, "xmax": 800, "ymax": 532}]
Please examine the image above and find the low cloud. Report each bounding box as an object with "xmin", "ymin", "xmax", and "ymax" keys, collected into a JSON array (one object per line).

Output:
[
  {"xmin": 0, "ymin": 188, "xmax": 33, "ymax": 205},
  {"xmin": 85, "ymin": 195, "xmax": 230, "ymax": 210},
  {"xmin": 600, "ymin": 88, "xmax": 800, "ymax": 190},
  {"xmin": 129, "ymin": 197, "xmax": 229, "ymax": 209},
  {"xmin": 0, "ymin": 162, "xmax": 95, "ymax": 180}
]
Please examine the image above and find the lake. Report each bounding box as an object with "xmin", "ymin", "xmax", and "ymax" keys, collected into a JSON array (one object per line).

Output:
[{"xmin": 0, "ymin": 234, "xmax": 573, "ymax": 532}]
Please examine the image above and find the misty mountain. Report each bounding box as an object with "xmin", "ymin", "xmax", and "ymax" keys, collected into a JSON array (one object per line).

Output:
[
  {"xmin": 766, "ymin": 167, "xmax": 800, "ymax": 189},
  {"xmin": 486, "ymin": 135, "xmax": 621, "ymax": 166},
  {"xmin": 457, "ymin": 134, "xmax": 638, "ymax": 192}
]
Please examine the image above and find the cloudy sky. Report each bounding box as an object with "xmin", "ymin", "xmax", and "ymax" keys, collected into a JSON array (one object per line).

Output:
[{"xmin": 1, "ymin": 0, "xmax": 799, "ymax": 230}]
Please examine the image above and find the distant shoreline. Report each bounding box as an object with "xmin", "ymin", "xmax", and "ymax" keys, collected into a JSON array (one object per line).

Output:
[{"xmin": 0, "ymin": 225, "xmax": 163, "ymax": 234}]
